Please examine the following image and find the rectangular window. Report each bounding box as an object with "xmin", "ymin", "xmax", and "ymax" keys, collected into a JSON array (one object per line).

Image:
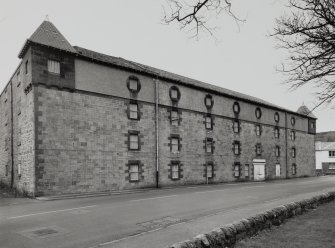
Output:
[
  {"xmin": 205, "ymin": 138, "xmax": 213, "ymax": 153},
  {"xmin": 275, "ymin": 146, "xmax": 280, "ymax": 157},
  {"xmin": 171, "ymin": 163, "xmax": 180, "ymax": 179},
  {"xmin": 5, "ymin": 165, "xmax": 9, "ymax": 177},
  {"xmin": 290, "ymin": 130, "xmax": 295, "ymax": 141},
  {"xmin": 274, "ymin": 127, "xmax": 280, "ymax": 138},
  {"xmin": 171, "ymin": 109, "xmax": 179, "ymax": 126},
  {"xmin": 25, "ymin": 60, "xmax": 28, "ymax": 74},
  {"xmin": 256, "ymin": 125, "xmax": 261, "ymax": 136},
  {"xmin": 233, "ymin": 141, "xmax": 240, "ymax": 155},
  {"xmin": 47, "ymin": 60, "xmax": 60, "ymax": 74},
  {"xmin": 292, "ymin": 164, "xmax": 297, "ymax": 175},
  {"xmin": 17, "ymin": 71, "xmax": 21, "ymax": 86},
  {"xmin": 234, "ymin": 164, "xmax": 240, "ymax": 178},
  {"xmin": 18, "ymin": 164, "xmax": 21, "ymax": 177},
  {"xmin": 129, "ymin": 102, "xmax": 138, "ymax": 120},
  {"xmin": 291, "ymin": 147, "xmax": 296, "ymax": 158},
  {"xmin": 329, "ymin": 151, "xmax": 335, "ymax": 157},
  {"xmin": 129, "ymin": 133, "xmax": 139, "ymax": 150},
  {"xmin": 171, "ymin": 137, "xmax": 180, "ymax": 153},
  {"xmin": 245, "ymin": 164, "xmax": 249, "ymax": 178},
  {"xmin": 129, "ymin": 164, "xmax": 139, "ymax": 182},
  {"xmin": 205, "ymin": 115, "xmax": 212, "ymax": 129},
  {"xmin": 206, "ymin": 164, "xmax": 213, "ymax": 178},
  {"xmin": 233, "ymin": 120, "xmax": 240, "ymax": 133},
  {"xmin": 256, "ymin": 144, "xmax": 262, "ymax": 155}
]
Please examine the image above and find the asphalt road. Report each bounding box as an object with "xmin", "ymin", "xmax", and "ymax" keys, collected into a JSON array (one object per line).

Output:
[{"xmin": 1, "ymin": 176, "xmax": 335, "ymax": 248}]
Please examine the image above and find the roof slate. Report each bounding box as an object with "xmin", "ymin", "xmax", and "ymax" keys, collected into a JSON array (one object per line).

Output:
[
  {"xmin": 297, "ymin": 104, "xmax": 316, "ymax": 118},
  {"xmin": 18, "ymin": 21, "xmax": 76, "ymax": 58}
]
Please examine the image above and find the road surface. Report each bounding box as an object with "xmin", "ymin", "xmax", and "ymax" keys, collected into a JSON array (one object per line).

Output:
[{"xmin": 1, "ymin": 176, "xmax": 335, "ymax": 248}]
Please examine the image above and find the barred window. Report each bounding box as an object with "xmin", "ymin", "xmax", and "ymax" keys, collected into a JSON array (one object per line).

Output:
[
  {"xmin": 245, "ymin": 164, "xmax": 249, "ymax": 177},
  {"xmin": 129, "ymin": 133, "xmax": 139, "ymax": 150},
  {"xmin": 292, "ymin": 164, "xmax": 297, "ymax": 175},
  {"xmin": 275, "ymin": 146, "xmax": 280, "ymax": 157},
  {"xmin": 129, "ymin": 164, "xmax": 139, "ymax": 182},
  {"xmin": 233, "ymin": 141, "xmax": 240, "ymax": 155},
  {"xmin": 256, "ymin": 125, "xmax": 261, "ymax": 136},
  {"xmin": 234, "ymin": 164, "xmax": 240, "ymax": 178},
  {"xmin": 274, "ymin": 127, "xmax": 280, "ymax": 138},
  {"xmin": 290, "ymin": 130, "xmax": 296, "ymax": 141},
  {"xmin": 47, "ymin": 60, "xmax": 60, "ymax": 74},
  {"xmin": 291, "ymin": 147, "xmax": 296, "ymax": 158},
  {"xmin": 171, "ymin": 163, "xmax": 180, "ymax": 179},
  {"xmin": 205, "ymin": 138, "xmax": 213, "ymax": 153},
  {"xmin": 129, "ymin": 102, "xmax": 138, "ymax": 120},
  {"xmin": 206, "ymin": 163, "xmax": 213, "ymax": 179},
  {"xmin": 329, "ymin": 151, "xmax": 335, "ymax": 157},
  {"xmin": 233, "ymin": 120, "xmax": 240, "ymax": 133},
  {"xmin": 171, "ymin": 109, "xmax": 179, "ymax": 126},
  {"xmin": 256, "ymin": 144, "xmax": 262, "ymax": 155},
  {"xmin": 205, "ymin": 115, "xmax": 212, "ymax": 129},
  {"xmin": 171, "ymin": 137, "xmax": 180, "ymax": 153}
]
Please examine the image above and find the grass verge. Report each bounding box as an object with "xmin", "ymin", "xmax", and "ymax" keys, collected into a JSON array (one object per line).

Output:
[{"xmin": 235, "ymin": 200, "xmax": 335, "ymax": 248}]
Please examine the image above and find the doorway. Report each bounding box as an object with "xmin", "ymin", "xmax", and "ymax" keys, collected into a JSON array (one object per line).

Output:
[
  {"xmin": 276, "ymin": 164, "xmax": 281, "ymax": 177},
  {"xmin": 253, "ymin": 159, "xmax": 266, "ymax": 181}
]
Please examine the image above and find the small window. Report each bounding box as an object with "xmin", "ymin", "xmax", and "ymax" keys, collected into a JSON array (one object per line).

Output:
[
  {"xmin": 233, "ymin": 120, "xmax": 240, "ymax": 133},
  {"xmin": 129, "ymin": 102, "xmax": 139, "ymax": 120},
  {"xmin": 129, "ymin": 164, "xmax": 139, "ymax": 182},
  {"xmin": 5, "ymin": 165, "xmax": 9, "ymax": 177},
  {"xmin": 234, "ymin": 163, "xmax": 240, "ymax": 178},
  {"xmin": 291, "ymin": 147, "xmax": 296, "ymax": 158},
  {"xmin": 206, "ymin": 163, "xmax": 213, "ymax": 179},
  {"xmin": 204, "ymin": 94, "xmax": 213, "ymax": 109},
  {"xmin": 310, "ymin": 121, "xmax": 315, "ymax": 129},
  {"xmin": 205, "ymin": 115, "xmax": 213, "ymax": 129},
  {"xmin": 255, "ymin": 107, "xmax": 262, "ymax": 119},
  {"xmin": 205, "ymin": 138, "xmax": 213, "ymax": 153},
  {"xmin": 329, "ymin": 163, "xmax": 335, "ymax": 170},
  {"xmin": 274, "ymin": 112, "xmax": 280, "ymax": 122},
  {"xmin": 127, "ymin": 76, "xmax": 141, "ymax": 93},
  {"xmin": 245, "ymin": 164, "xmax": 249, "ymax": 178},
  {"xmin": 47, "ymin": 60, "xmax": 60, "ymax": 74},
  {"xmin": 274, "ymin": 127, "xmax": 280, "ymax": 138},
  {"xmin": 329, "ymin": 151, "xmax": 335, "ymax": 158},
  {"xmin": 292, "ymin": 164, "xmax": 297, "ymax": 175},
  {"xmin": 171, "ymin": 109, "xmax": 179, "ymax": 126},
  {"xmin": 290, "ymin": 130, "xmax": 296, "ymax": 141},
  {"xmin": 169, "ymin": 86, "xmax": 180, "ymax": 102},
  {"xmin": 18, "ymin": 164, "xmax": 21, "ymax": 177},
  {"xmin": 256, "ymin": 144, "xmax": 262, "ymax": 156},
  {"xmin": 233, "ymin": 141, "xmax": 241, "ymax": 155},
  {"xmin": 171, "ymin": 136, "xmax": 180, "ymax": 153},
  {"xmin": 25, "ymin": 60, "xmax": 28, "ymax": 74},
  {"xmin": 275, "ymin": 146, "xmax": 280, "ymax": 157},
  {"xmin": 129, "ymin": 133, "xmax": 139, "ymax": 150},
  {"xmin": 255, "ymin": 125, "xmax": 261, "ymax": 136},
  {"xmin": 171, "ymin": 162, "xmax": 180, "ymax": 180},
  {"xmin": 233, "ymin": 102, "xmax": 240, "ymax": 114},
  {"xmin": 291, "ymin": 116, "xmax": 296, "ymax": 126}
]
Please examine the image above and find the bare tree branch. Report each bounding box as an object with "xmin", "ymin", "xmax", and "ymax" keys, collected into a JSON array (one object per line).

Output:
[
  {"xmin": 163, "ymin": 0, "xmax": 245, "ymax": 38},
  {"xmin": 273, "ymin": 0, "xmax": 335, "ymax": 109}
]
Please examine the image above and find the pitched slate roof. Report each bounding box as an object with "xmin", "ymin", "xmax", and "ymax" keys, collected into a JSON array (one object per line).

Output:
[
  {"xmin": 324, "ymin": 142, "xmax": 335, "ymax": 151},
  {"xmin": 17, "ymin": 21, "xmax": 317, "ymax": 119},
  {"xmin": 18, "ymin": 21, "xmax": 76, "ymax": 58},
  {"xmin": 316, "ymin": 131, "xmax": 335, "ymax": 142},
  {"xmin": 297, "ymin": 104, "xmax": 316, "ymax": 118},
  {"xmin": 74, "ymin": 46, "xmax": 304, "ymax": 115}
]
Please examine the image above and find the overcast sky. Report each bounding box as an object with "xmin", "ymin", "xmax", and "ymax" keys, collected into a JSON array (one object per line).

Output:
[{"xmin": 0, "ymin": 0, "xmax": 334, "ymax": 132}]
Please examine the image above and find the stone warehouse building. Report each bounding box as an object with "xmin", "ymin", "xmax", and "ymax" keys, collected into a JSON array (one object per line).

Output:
[{"xmin": 0, "ymin": 21, "xmax": 316, "ymax": 196}]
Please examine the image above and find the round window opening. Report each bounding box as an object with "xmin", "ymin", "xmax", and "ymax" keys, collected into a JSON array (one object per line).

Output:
[
  {"xmin": 233, "ymin": 102, "xmax": 240, "ymax": 114},
  {"xmin": 291, "ymin": 117, "xmax": 296, "ymax": 126},
  {"xmin": 204, "ymin": 94, "xmax": 214, "ymax": 109},
  {"xmin": 274, "ymin": 112, "xmax": 280, "ymax": 122},
  {"xmin": 255, "ymin": 107, "xmax": 262, "ymax": 119},
  {"xmin": 169, "ymin": 86, "xmax": 181, "ymax": 102}
]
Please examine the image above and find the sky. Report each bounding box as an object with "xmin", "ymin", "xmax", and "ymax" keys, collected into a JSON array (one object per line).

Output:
[{"xmin": 0, "ymin": 0, "xmax": 334, "ymax": 132}]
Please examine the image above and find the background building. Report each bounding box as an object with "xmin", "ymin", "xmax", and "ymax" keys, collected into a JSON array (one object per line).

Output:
[
  {"xmin": 0, "ymin": 21, "xmax": 316, "ymax": 196},
  {"xmin": 316, "ymin": 131, "xmax": 335, "ymax": 175}
]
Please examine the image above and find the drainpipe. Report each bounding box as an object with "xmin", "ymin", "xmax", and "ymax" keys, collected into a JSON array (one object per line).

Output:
[
  {"xmin": 154, "ymin": 78, "xmax": 159, "ymax": 188},
  {"xmin": 10, "ymin": 81, "xmax": 14, "ymax": 188},
  {"xmin": 285, "ymin": 112, "xmax": 288, "ymax": 179}
]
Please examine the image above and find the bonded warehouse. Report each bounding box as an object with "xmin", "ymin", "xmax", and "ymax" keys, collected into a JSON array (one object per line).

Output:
[{"xmin": 0, "ymin": 21, "xmax": 317, "ymax": 196}]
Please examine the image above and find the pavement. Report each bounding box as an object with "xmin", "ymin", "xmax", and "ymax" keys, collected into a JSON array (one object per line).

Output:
[{"xmin": 1, "ymin": 176, "xmax": 335, "ymax": 248}]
